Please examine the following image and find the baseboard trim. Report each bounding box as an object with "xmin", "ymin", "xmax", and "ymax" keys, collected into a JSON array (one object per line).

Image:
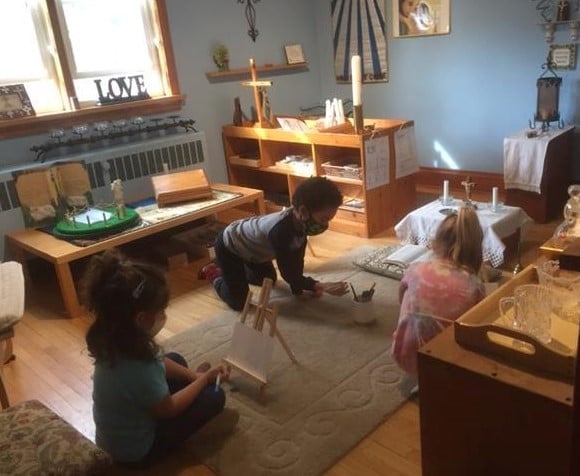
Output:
[{"xmin": 417, "ymin": 167, "xmax": 504, "ymax": 201}]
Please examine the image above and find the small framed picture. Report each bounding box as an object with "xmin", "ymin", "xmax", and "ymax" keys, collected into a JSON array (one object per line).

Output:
[
  {"xmin": 0, "ymin": 84, "xmax": 35, "ymax": 120},
  {"xmin": 549, "ymin": 44, "xmax": 576, "ymax": 70},
  {"xmin": 284, "ymin": 44, "xmax": 306, "ymax": 64}
]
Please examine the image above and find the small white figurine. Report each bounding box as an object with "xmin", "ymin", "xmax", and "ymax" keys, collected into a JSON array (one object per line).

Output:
[{"xmin": 111, "ymin": 179, "xmax": 126, "ymax": 218}]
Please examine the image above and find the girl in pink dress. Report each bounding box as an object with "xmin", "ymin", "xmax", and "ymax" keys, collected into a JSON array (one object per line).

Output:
[{"xmin": 392, "ymin": 207, "xmax": 486, "ymax": 376}]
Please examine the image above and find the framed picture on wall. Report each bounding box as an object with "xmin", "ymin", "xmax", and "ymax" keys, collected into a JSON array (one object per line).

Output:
[
  {"xmin": 393, "ymin": 0, "xmax": 451, "ymax": 38},
  {"xmin": 549, "ymin": 44, "xmax": 576, "ymax": 70},
  {"xmin": 0, "ymin": 84, "xmax": 35, "ymax": 120},
  {"xmin": 284, "ymin": 44, "xmax": 306, "ymax": 64}
]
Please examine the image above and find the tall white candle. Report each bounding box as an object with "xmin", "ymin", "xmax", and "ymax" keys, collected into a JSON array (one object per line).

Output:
[
  {"xmin": 492, "ymin": 187, "xmax": 499, "ymax": 209},
  {"xmin": 443, "ymin": 180, "xmax": 449, "ymax": 202},
  {"xmin": 351, "ymin": 55, "xmax": 362, "ymax": 106}
]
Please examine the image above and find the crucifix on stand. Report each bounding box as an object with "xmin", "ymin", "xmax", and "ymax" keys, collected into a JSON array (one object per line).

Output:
[
  {"xmin": 461, "ymin": 176, "xmax": 477, "ymax": 209},
  {"xmin": 242, "ymin": 58, "xmax": 273, "ymax": 128}
]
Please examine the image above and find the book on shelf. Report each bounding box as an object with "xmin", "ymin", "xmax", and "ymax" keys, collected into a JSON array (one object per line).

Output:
[{"xmin": 13, "ymin": 161, "xmax": 93, "ymax": 228}]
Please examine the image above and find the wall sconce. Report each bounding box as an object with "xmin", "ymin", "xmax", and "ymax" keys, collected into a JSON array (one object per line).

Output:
[{"xmin": 238, "ymin": 0, "xmax": 260, "ymax": 42}]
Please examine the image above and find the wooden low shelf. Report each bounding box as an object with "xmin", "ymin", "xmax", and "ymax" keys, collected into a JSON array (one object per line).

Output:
[
  {"xmin": 5, "ymin": 184, "xmax": 264, "ymax": 318},
  {"xmin": 222, "ymin": 118, "xmax": 417, "ymax": 238}
]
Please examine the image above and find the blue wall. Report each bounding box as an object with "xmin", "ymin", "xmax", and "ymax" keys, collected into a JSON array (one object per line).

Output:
[
  {"xmin": 314, "ymin": 0, "xmax": 579, "ymax": 174},
  {"xmin": 0, "ymin": 0, "xmax": 578, "ymax": 180}
]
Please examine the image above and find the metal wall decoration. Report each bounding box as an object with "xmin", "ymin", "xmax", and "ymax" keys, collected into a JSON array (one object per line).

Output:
[
  {"xmin": 238, "ymin": 0, "xmax": 260, "ymax": 42},
  {"xmin": 331, "ymin": 0, "xmax": 388, "ymax": 83},
  {"xmin": 531, "ymin": 0, "xmax": 579, "ymax": 21}
]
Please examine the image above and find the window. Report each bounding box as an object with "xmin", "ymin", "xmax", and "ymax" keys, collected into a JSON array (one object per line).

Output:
[{"xmin": 0, "ymin": 0, "xmax": 182, "ymax": 139}]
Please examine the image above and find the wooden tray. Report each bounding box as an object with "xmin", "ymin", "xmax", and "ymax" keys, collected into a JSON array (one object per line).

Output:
[{"xmin": 454, "ymin": 264, "xmax": 578, "ymax": 382}]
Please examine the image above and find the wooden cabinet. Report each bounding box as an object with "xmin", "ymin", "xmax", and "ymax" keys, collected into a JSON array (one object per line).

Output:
[
  {"xmin": 221, "ymin": 119, "xmax": 417, "ymax": 237},
  {"xmin": 505, "ymin": 126, "xmax": 575, "ymax": 224},
  {"xmin": 418, "ymin": 321, "xmax": 574, "ymax": 476}
]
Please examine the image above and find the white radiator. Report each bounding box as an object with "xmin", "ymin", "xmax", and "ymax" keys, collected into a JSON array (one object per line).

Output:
[{"xmin": 0, "ymin": 131, "xmax": 208, "ymax": 259}]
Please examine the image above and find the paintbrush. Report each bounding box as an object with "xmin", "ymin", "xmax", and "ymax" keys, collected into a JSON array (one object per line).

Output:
[{"xmin": 349, "ymin": 282, "xmax": 359, "ymax": 301}]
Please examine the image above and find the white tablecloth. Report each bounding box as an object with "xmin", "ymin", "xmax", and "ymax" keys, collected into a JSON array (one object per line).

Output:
[
  {"xmin": 394, "ymin": 199, "xmax": 532, "ymax": 267},
  {"xmin": 503, "ymin": 126, "xmax": 574, "ymax": 194}
]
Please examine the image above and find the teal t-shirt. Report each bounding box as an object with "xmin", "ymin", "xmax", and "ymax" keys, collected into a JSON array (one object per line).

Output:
[{"xmin": 93, "ymin": 356, "xmax": 169, "ymax": 462}]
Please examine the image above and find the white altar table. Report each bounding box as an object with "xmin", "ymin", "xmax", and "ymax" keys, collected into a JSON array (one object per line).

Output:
[{"xmin": 394, "ymin": 199, "xmax": 532, "ymax": 267}]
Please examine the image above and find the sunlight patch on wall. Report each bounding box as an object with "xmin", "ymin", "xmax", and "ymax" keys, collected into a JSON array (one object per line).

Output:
[{"xmin": 433, "ymin": 140, "xmax": 459, "ymax": 169}]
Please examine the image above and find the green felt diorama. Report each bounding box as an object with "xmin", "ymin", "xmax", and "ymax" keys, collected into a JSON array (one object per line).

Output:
[{"xmin": 52, "ymin": 206, "xmax": 140, "ymax": 240}]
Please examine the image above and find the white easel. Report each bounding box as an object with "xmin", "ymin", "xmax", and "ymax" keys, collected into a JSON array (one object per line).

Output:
[{"xmin": 223, "ymin": 278, "xmax": 297, "ymax": 393}]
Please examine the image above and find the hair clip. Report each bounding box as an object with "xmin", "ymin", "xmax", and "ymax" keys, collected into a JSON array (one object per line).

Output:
[{"xmin": 132, "ymin": 279, "xmax": 146, "ymax": 299}]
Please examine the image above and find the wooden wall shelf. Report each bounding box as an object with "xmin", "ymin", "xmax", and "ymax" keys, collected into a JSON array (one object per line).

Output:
[{"xmin": 205, "ymin": 63, "xmax": 309, "ymax": 82}]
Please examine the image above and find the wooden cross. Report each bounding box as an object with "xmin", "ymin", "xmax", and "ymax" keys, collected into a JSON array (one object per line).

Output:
[{"xmin": 241, "ymin": 58, "xmax": 273, "ymax": 128}]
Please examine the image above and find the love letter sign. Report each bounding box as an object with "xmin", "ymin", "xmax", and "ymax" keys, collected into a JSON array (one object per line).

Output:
[{"xmin": 94, "ymin": 75, "xmax": 151, "ymax": 105}]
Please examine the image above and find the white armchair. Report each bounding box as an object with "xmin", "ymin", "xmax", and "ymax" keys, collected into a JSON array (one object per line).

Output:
[{"xmin": 0, "ymin": 261, "xmax": 24, "ymax": 366}]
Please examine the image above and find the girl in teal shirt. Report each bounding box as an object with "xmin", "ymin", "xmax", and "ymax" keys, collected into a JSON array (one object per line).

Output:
[{"xmin": 82, "ymin": 249, "xmax": 230, "ymax": 466}]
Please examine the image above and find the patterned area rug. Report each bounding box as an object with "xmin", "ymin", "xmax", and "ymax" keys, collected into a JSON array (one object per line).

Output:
[{"xmin": 162, "ymin": 247, "xmax": 410, "ymax": 476}]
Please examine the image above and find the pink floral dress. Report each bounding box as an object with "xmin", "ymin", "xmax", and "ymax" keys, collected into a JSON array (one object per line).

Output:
[{"xmin": 392, "ymin": 259, "xmax": 485, "ymax": 376}]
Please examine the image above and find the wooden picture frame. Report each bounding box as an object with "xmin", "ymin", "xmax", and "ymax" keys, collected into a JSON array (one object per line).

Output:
[
  {"xmin": 284, "ymin": 44, "xmax": 306, "ymax": 64},
  {"xmin": 0, "ymin": 84, "xmax": 35, "ymax": 120},
  {"xmin": 393, "ymin": 0, "xmax": 451, "ymax": 38},
  {"xmin": 549, "ymin": 44, "xmax": 577, "ymax": 70}
]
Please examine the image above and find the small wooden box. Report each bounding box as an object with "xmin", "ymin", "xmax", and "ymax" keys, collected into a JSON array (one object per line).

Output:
[
  {"xmin": 152, "ymin": 169, "xmax": 212, "ymax": 207},
  {"xmin": 454, "ymin": 264, "xmax": 578, "ymax": 382}
]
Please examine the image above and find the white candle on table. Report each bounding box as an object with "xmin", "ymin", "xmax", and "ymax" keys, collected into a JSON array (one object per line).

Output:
[
  {"xmin": 351, "ymin": 55, "xmax": 362, "ymax": 106},
  {"xmin": 443, "ymin": 180, "xmax": 449, "ymax": 203},
  {"xmin": 492, "ymin": 187, "xmax": 499, "ymax": 209}
]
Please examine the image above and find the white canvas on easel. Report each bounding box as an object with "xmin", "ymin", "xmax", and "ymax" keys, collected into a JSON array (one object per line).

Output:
[
  {"xmin": 226, "ymin": 323, "xmax": 274, "ymax": 384},
  {"xmin": 223, "ymin": 278, "xmax": 297, "ymax": 392}
]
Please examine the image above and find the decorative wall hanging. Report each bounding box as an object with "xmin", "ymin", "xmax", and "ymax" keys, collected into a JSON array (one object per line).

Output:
[
  {"xmin": 331, "ymin": 0, "xmax": 388, "ymax": 83},
  {"xmin": 531, "ymin": 0, "xmax": 579, "ymax": 22},
  {"xmin": 393, "ymin": 0, "xmax": 451, "ymax": 38},
  {"xmin": 0, "ymin": 84, "xmax": 35, "ymax": 120},
  {"xmin": 238, "ymin": 0, "xmax": 260, "ymax": 42},
  {"xmin": 549, "ymin": 43, "xmax": 577, "ymax": 69}
]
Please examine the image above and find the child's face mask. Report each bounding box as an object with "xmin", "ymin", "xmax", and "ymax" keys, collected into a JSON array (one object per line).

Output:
[
  {"xmin": 148, "ymin": 311, "xmax": 167, "ymax": 337},
  {"xmin": 303, "ymin": 214, "xmax": 328, "ymax": 236},
  {"xmin": 138, "ymin": 310, "xmax": 167, "ymax": 337}
]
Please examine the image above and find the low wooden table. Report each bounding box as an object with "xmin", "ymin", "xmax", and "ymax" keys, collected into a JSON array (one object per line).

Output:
[
  {"xmin": 394, "ymin": 199, "xmax": 532, "ymax": 267},
  {"xmin": 5, "ymin": 184, "xmax": 264, "ymax": 318}
]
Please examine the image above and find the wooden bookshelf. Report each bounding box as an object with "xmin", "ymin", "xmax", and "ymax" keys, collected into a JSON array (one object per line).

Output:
[{"xmin": 221, "ymin": 118, "xmax": 417, "ymax": 238}]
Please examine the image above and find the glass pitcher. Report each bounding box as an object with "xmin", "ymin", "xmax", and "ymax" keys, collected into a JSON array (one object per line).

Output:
[{"xmin": 563, "ymin": 185, "xmax": 580, "ymax": 237}]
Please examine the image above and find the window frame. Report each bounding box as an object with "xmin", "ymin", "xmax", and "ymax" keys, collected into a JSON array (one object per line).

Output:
[{"xmin": 0, "ymin": 0, "xmax": 183, "ymax": 140}]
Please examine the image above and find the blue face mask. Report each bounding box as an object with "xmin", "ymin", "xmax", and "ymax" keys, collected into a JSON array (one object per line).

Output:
[{"xmin": 303, "ymin": 214, "xmax": 328, "ymax": 236}]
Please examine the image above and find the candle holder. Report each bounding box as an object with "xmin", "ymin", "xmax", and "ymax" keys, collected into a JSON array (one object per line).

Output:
[{"xmin": 353, "ymin": 104, "xmax": 364, "ymax": 134}]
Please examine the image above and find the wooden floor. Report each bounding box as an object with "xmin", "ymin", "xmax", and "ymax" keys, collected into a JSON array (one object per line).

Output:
[{"xmin": 2, "ymin": 195, "xmax": 558, "ymax": 475}]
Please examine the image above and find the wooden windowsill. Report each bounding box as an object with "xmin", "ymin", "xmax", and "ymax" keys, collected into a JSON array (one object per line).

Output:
[{"xmin": 0, "ymin": 94, "xmax": 186, "ymax": 140}]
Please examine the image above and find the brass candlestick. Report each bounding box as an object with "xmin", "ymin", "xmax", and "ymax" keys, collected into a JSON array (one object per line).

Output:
[{"xmin": 353, "ymin": 104, "xmax": 364, "ymax": 134}]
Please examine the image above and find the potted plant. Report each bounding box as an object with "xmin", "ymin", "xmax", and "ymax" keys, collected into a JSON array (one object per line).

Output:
[{"xmin": 212, "ymin": 44, "xmax": 230, "ymax": 71}]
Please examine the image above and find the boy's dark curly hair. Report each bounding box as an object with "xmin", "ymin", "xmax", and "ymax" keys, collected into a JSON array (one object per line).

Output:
[{"xmin": 291, "ymin": 177, "xmax": 343, "ymax": 211}]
